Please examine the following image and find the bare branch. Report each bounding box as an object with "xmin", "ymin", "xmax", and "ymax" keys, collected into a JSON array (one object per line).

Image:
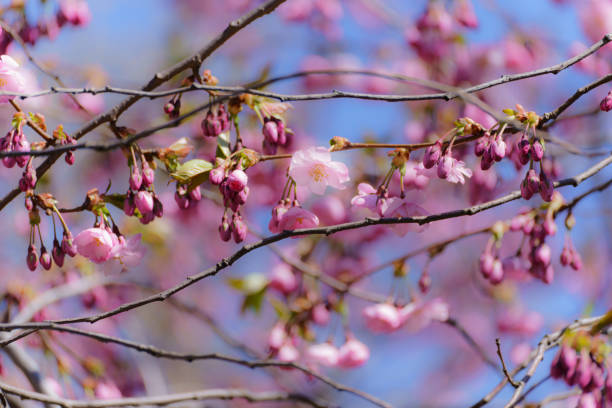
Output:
[{"xmin": 495, "ymin": 338, "xmax": 519, "ymax": 387}]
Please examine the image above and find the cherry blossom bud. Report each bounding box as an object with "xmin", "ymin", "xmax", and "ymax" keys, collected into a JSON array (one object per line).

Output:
[
  {"xmin": 134, "ymin": 191, "xmax": 154, "ymax": 214},
  {"xmin": 534, "ymin": 243, "xmax": 552, "ymax": 266},
  {"xmin": 27, "ymin": 244, "xmax": 38, "ymax": 271},
  {"xmin": 531, "ymin": 140, "xmax": 544, "ymax": 162},
  {"xmin": 550, "ymin": 344, "xmax": 577, "ymax": 380},
  {"xmin": 437, "ymin": 155, "xmax": 453, "ymax": 179},
  {"xmin": 163, "ymin": 102, "xmax": 174, "ymax": 115},
  {"xmin": 491, "ymin": 136, "xmax": 506, "ymax": 161},
  {"xmin": 418, "ymin": 270, "xmax": 431, "ymax": 293},
  {"xmin": 61, "ymin": 231, "xmax": 77, "ymax": 257},
  {"xmin": 489, "ymin": 258, "xmax": 504, "ymax": 284},
  {"xmin": 235, "ymin": 186, "xmax": 249, "ymax": 205},
  {"xmin": 188, "ymin": 186, "xmax": 201, "ymax": 202},
  {"xmin": 474, "ymin": 137, "xmax": 487, "ymax": 157},
  {"xmin": 479, "ymin": 252, "xmax": 494, "ymax": 278},
  {"xmin": 40, "ymin": 246, "xmax": 52, "ymax": 270},
  {"xmin": 142, "ymin": 161, "xmax": 155, "ymax": 187},
  {"xmin": 520, "ymin": 178, "xmax": 533, "ymax": 200},
  {"xmin": 337, "ymin": 338, "xmax": 370, "ymax": 368},
  {"xmin": 262, "ymin": 139, "xmax": 277, "ymax": 155},
  {"xmin": 601, "ymin": 90, "xmax": 612, "ymax": 112},
  {"xmin": 129, "ymin": 167, "xmax": 142, "ymax": 190},
  {"xmin": 201, "ymin": 111, "xmax": 221, "ymax": 137},
  {"xmin": 455, "ymin": 0, "xmax": 478, "ymax": 28},
  {"xmin": 65, "ymin": 151, "xmax": 75, "ymax": 165},
  {"xmin": 123, "ymin": 192, "xmax": 135, "ymax": 216},
  {"xmin": 277, "ymin": 343, "xmax": 299, "ymax": 362},
  {"xmin": 423, "ymin": 140, "xmax": 442, "ymax": 169},
  {"xmin": 306, "ymin": 343, "xmax": 339, "ymax": 367},
  {"xmin": 227, "ymin": 169, "xmax": 248, "ymax": 192},
  {"xmin": 480, "ymin": 150, "xmax": 494, "ymax": 170},
  {"xmin": 52, "ymin": 239, "xmax": 65, "ymax": 267},
  {"xmin": 312, "ymin": 303, "xmax": 330, "ymax": 326},
  {"xmin": 231, "ymin": 213, "xmax": 248, "ymax": 243},
  {"xmin": 363, "ymin": 303, "xmax": 402, "ymax": 333},
  {"xmin": 218, "ymin": 215, "xmax": 232, "ymax": 242},
  {"xmin": 518, "ymin": 137, "xmax": 530, "ymax": 165},
  {"xmin": 267, "ymin": 323, "xmax": 287, "ymax": 351},
  {"xmin": 539, "ymin": 170, "xmax": 554, "ymax": 202},
  {"xmin": 560, "ymin": 245, "xmax": 572, "ymax": 266},
  {"xmin": 571, "ymin": 350, "xmax": 593, "ymax": 390},
  {"xmin": 173, "ymin": 190, "xmax": 188, "ymax": 209},
  {"xmin": 577, "ymin": 393, "xmax": 597, "ymax": 408},
  {"xmin": 543, "ymin": 214, "xmax": 557, "ymax": 236},
  {"xmin": 570, "ymin": 250, "xmax": 583, "ymax": 271},
  {"xmin": 526, "ymin": 169, "xmax": 540, "ymax": 195},
  {"xmin": 262, "ymin": 120, "xmax": 279, "ymax": 143},
  {"xmin": 269, "ymin": 264, "xmax": 298, "ymax": 295},
  {"xmin": 25, "ymin": 196, "xmax": 33, "ymax": 211},
  {"xmin": 209, "ymin": 167, "xmax": 225, "ymax": 185},
  {"xmin": 276, "ymin": 120, "xmax": 287, "ymax": 145},
  {"xmin": 585, "ymin": 364, "xmax": 604, "ymax": 392}
]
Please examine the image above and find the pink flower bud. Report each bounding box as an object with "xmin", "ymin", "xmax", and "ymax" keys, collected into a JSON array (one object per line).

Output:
[
  {"xmin": 534, "ymin": 243, "xmax": 551, "ymax": 266},
  {"xmin": 188, "ymin": 186, "xmax": 202, "ymax": 202},
  {"xmin": 518, "ymin": 137, "xmax": 530, "ymax": 165},
  {"xmin": 423, "ymin": 140, "xmax": 442, "ymax": 169},
  {"xmin": 153, "ymin": 196, "xmax": 163, "ymax": 218},
  {"xmin": 235, "ymin": 185, "xmax": 249, "ymax": 205},
  {"xmin": 201, "ymin": 111, "xmax": 221, "ymax": 137},
  {"xmin": 65, "ymin": 151, "xmax": 75, "ymax": 165},
  {"xmin": 437, "ymin": 155, "xmax": 453, "ymax": 179},
  {"xmin": 601, "ymin": 90, "xmax": 612, "ymax": 112},
  {"xmin": 277, "ymin": 343, "xmax": 299, "ymax": 362},
  {"xmin": 543, "ymin": 214, "xmax": 557, "ymax": 236},
  {"xmin": 474, "ymin": 137, "xmax": 487, "ymax": 157},
  {"xmin": 134, "ymin": 191, "xmax": 154, "ymax": 214},
  {"xmin": 539, "ymin": 170, "xmax": 554, "ymax": 202},
  {"xmin": 209, "ymin": 167, "xmax": 225, "ymax": 185},
  {"xmin": 418, "ymin": 270, "xmax": 431, "ymax": 293},
  {"xmin": 521, "ymin": 178, "xmax": 533, "ymax": 200},
  {"xmin": 27, "ymin": 244, "xmax": 38, "ymax": 271},
  {"xmin": 227, "ymin": 169, "xmax": 248, "ymax": 192},
  {"xmin": 231, "ymin": 214, "xmax": 247, "ymax": 243},
  {"xmin": 577, "ymin": 393, "xmax": 597, "ymax": 408},
  {"xmin": 479, "ymin": 252, "xmax": 494, "ymax": 278},
  {"xmin": 570, "ymin": 249, "xmax": 583, "ymax": 271},
  {"xmin": 491, "ymin": 137, "xmax": 506, "ymax": 161},
  {"xmin": 52, "ymin": 239, "xmax": 65, "ymax": 267},
  {"xmin": 123, "ymin": 193, "xmax": 135, "ymax": 216},
  {"xmin": 551, "ymin": 344, "xmax": 576, "ymax": 380},
  {"xmin": 306, "ymin": 343, "xmax": 339, "ymax": 367},
  {"xmin": 526, "ymin": 169, "xmax": 540, "ymax": 195},
  {"xmin": 455, "ymin": 0, "xmax": 478, "ymax": 28},
  {"xmin": 489, "ymin": 258, "xmax": 504, "ymax": 284},
  {"xmin": 129, "ymin": 167, "xmax": 142, "ymax": 190},
  {"xmin": 312, "ymin": 303, "xmax": 330, "ymax": 326},
  {"xmin": 142, "ymin": 162, "xmax": 155, "ymax": 187},
  {"xmin": 269, "ymin": 264, "xmax": 298, "ymax": 295},
  {"xmin": 363, "ymin": 303, "xmax": 402, "ymax": 333},
  {"xmin": 268, "ymin": 323, "xmax": 287, "ymax": 351},
  {"xmin": 262, "ymin": 120, "xmax": 279, "ymax": 143},
  {"xmin": 173, "ymin": 190, "xmax": 188, "ymax": 209},
  {"xmin": 40, "ymin": 246, "xmax": 52, "ymax": 270},
  {"xmin": 61, "ymin": 231, "xmax": 77, "ymax": 257},
  {"xmin": 531, "ymin": 140, "xmax": 544, "ymax": 162},
  {"xmin": 218, "ymin": 215, "xmax": 232, "ymax": 242},
  {"xmin": 480, "ymin": 150, "xmax": 494, "ymax": 170},
  {"xmin": 337, "ymin": 338, "xmax": 370, "ymax": 368},
  {"xmin": 571, "ymin": 350, "xmax": 593, "ymax": 390}
]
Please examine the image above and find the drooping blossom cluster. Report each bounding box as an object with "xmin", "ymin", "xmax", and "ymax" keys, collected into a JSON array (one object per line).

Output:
[
  {"xmin": 550, "ymin": 330, "xmax": 611, "ymax": 407},
  {"xmin": 211, "ymin": 164, "xmax": 250, "ymax": 243},
  {"xmin": 74, "ymin": 224, "xmax": 144, "ymax": 271},
  {"xmin": 123, "ymin": 153, "xmax": 163, "ymax": 225},
  {"xmin": 1, "ymin": 112, "xmax": 29, "ymax": 168},
  {"xmin": 362, "ymin": 298, "xmax": 449, "ymax": 334}
]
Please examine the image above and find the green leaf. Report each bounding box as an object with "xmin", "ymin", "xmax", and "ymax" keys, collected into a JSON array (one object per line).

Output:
[
  {"xmin": 269, "ymin": 297, "xmax": 290, "ymax": 321},
  {"xmin": 216, "ymin": 131, "xmax": 231, "ymax": 159},
  {"xmin": 170, "ymin": 159, "xmax": 213, "ymax": 190},
  {"xmin": 241, "ymin": 288, "xmax": 266, "ymax": 314},
  {"xmin": 103, "ymin": 193, "xmax": 126, "ymax": 211}
]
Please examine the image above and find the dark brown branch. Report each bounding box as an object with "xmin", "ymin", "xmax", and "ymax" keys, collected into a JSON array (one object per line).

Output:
[
  {"xmin": 0, "ymin": 323, "xmax": 390, "ymax": 408},
  {"xmin": 495, "ymin": 338, "xmax": 519, "ymax": 387}
]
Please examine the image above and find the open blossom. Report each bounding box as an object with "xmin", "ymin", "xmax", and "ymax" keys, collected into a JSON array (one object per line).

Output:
[
  {"xmin": 362, "ymin": 303, "xmax": 402, "ymax": 333},
  {"xmin": 268, "ymin": 263, "xmax": 298, "ymax": 294},
  {"xmin": 0, "ymin": 55, "xmax": 26, "ymax": 103},
  {"xmin": 400, "ymin": 298, "xmax": 449, "ymax": 332},
  {"xmin": 288, "ymin": 146, "xmax": 349, "ymax": 195},
  {"xmin": 277, "ymin": 207, "xmax": 320, "ymax": 231},
  {"xmin": 437, "ymin": 155, "xmax": 472, "ymax": 184},
  {"xmin": 306, "ymin": 343, "xmax": 339, "ymax": 367},
  {"xmin": 377, "ymin": 197, "xmax": 428, "ymax": 236},
  {"xmin": 350, "ymin": 183, "xmax": 378, "ymax": 212},
  {"xmin": 74, "ymin": 228, "xmax": 115, "ymax": 263},
  {"xmin": 108, "ymin": 234, "xmax": 145, "ymax": 271},
  {"xmin": 337, "ymin": 337, "xmax": 370, "ymax": 368}
]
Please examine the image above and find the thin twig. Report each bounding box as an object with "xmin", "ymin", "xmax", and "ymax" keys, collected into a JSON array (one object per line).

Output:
[{"xmin": 495, "ymin": 338, "xmax": 519, "ymax": 387}]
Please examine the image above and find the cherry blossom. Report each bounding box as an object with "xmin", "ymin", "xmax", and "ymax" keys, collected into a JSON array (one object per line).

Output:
[{"xmin": 288, "ymin": 146, "xmax": 349, "ymax": 195}]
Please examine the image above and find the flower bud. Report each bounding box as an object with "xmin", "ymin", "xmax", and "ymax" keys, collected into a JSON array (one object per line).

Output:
[
  {"xmin": 209, "ymin": 167, "xmax": 225, "ymax": 185},
  {"xmin": 61, "ymin": 231, "xmax": 77, "ymax": 257},
  {"xmin": 227, "ymin": 169, "xmax": 248, "ymax": 192},
  {"xmin": 262, "ymin": 119, "xmax": 278, "ymax": 143},
  {"xmin": 571, "ymin": 350, "xmax": 593, "ymax": 390},
  {"xmin": 423, "ymin": 140, "xmax": 442, "ymax": 169},
  {"xmin": 437, "ymin": 155, "xmax": 453, "ymax": 179},
  {"xmin": 134, "ymin": 190, "xmax": 154, "ymax": 214},
  {"xmin": 201, "ymin": 111, "xmax": 221, "ymax": 137},
  {"xmin": 520, "ymin": 178, "xmax": 533, "ymax": 200},
  {"xmin": 479, "ymin": 252, "xmax": 494, "ymax": 279},
  {"xmin": 489, "ymin": 258, "xmax": 504, "ymax": 284},
  {"xmin": 27, "ymin": 244, "xmax": 38, "ymax": 271},
  {"xmin": 142, "ymin": 161, "xmax": 155, "ymax": 187},
  {"xmin": 491, "ymin": 137, "xmax": 506, "ymax": 161},
  {"xmin": 153, "ymin": 196, "xmax": 164, "ymax": 218},
  {"xmin": 539, "ymin": 170, "xmax": 554, "ymax": 202},
  {"xmin": 312, "ymin": 303, "xmax": 330, "ymax": 326},
  {"xmin": 526, "ymin": 169, "xmax": 540, "ymax": 195},
  {"xmin": 188, "ymin": 186, "xmax": 202, "ymax": 202},
  {"xmin": 531, "ymin": 140, "xmax": 544, "ymax": 162},
  {"xmin": 129, "ymin": 167, "xmax": 142, "ymax": 190},
  {"xmin": 474, "ymin": 136, "xmax": 487, "ymax": 157},
  {"xmin": 218, "ymin": 215, "xmax": 232, "ymax": 242},
  {"xmin": 65, "ymin": 151, "xmax": 75, "ymax": 165},
  {"xmin": 480, "ymin": 150, "xmax": 494, "ymax": 170},
  {"xmin": 601, "ymin": 90, "xmax": 612, "ymax": 112},
  {"xmin": 337, "ymin": 338, "xmax": 370, "ymax": 368},
  {"xmin": 174, "ymin": 191, "xmax": 189, "ymax": 210},
  {"xmin": 235, "ymin": 186, "xmax": 249, "ymax": 205},
  {"xmin": 518, "ymin": 137, "xmax": 530, "ymax": 165},
  {"xmin": 123, "ymin": 192, "xmax": 135, "ymax": 216},
  {"xmin": 231, "ymin": 214, "xmax": 248, "ymax": 243},
  {"xmin": 52, "ymin": 239, "xmax": 65, "ymax": 267},
  {"xmin": 40, "ymin": 246, "xmax": 52, "ymax": 270},
  {"xmin": 550, "ymin": 344, "xmax": 577, "ymax": 380},
  {"xmin": 534, "ymin": 243, "xmax": 552, "ymax": 266}
]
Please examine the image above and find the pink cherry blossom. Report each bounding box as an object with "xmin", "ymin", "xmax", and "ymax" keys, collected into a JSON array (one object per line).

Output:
[
  {"xmin": 288, "ymin": 146, "xmax": 349, "ymax": 195},
  {"xmin": 268, "ymin": 323, "xmax": 287, "ymax": 351},
  {"xmin": 362, "ymin": 303, "xmax": 402, "ymax": 333},
  {"xmin": 108, "ymin": 234, "xmax": 146, "ymax": 271},
  {"xmin": 377, "ymin": 197, "xmax": 428, "ymax": 236},
  {"xmin": 337, "ymin": 337, "xmax": 370, "ymax": 368},
  {"xmin": 94, "ymin": 382, "xmax": 122, "ymax": 399},
  {"xmin": 306, "ymin": 342, "xmax": 339, "ymax": 367},
  {"xmin": 0, "ymin": 55, "xmax": 26, "ymax": 103},
  {"xmin": 277, "ymin": 343, "xmax": 299, "ymax": 362},
  {"xmin": 400, "ymin": 298, "xmax": 449, "ymax": 332},
  {"xmin": 437, "ymin": 156, "xmax": 473, "ymax": 184},
  {"xmin": 350, "ymin": 182, "xmax": 378, "ymax": 212},
  {"xmin": 74, "ymin": 227, "xmax": 115, "ymax": 263},
  {"xmin": 268, "ymin": 263, "xmax": 298, "ymax": 294},
  {"xmin": 277, "ymin": 207, "xmax": 320, "ymax": 231}
]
